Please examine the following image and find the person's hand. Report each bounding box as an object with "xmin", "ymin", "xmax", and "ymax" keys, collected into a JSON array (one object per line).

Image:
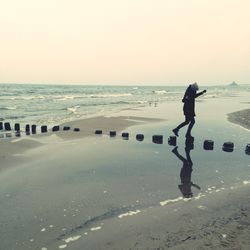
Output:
[{"xmin": 203, "ymin": 90, "xmax": 207, "ymax": 94}]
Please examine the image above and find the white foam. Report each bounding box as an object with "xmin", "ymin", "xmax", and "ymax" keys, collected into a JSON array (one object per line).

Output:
[
  {"xmin": 222, "ymin": 234, "xmax": 227, "ymax": 238},
  {"xmin": 243, "ymin": 180, "xmax": 250, "ymax": 185},
  {"xmin": 197, "ymin": 205, "xmax": 207, "ymax": 210},
  {"xmin": 153, "ymin": 90, "xmax": 168, "ymax": 95},
  {"xmin": 41, "ymin": 228, "xmax": 46, "ymax": 232},
  {"xmin": 194, "ymin": 193, "xmax": 206, "ymax": 200},
  {"xmin": 118, "ymin": 209, "xmax": 141, "ymax": 218},
  {"xmin": 64, "ymin": 235, "xmax": 81, "ymax": 243},
  {"xmin": 159, "ymin": 197, "xmax": 183, "ymax": 206},
  {"xmin": 59, "ymin": 244, "xmax": 67, "ymax": 249},
  {"xmin": 90, "ymin": 93, "xmax": 132, "ymax": 98},
  {"xmin": 90, "ymin": 226, "xmax": 102, "ymax": 231},
  {"xmin": 41, "ymin": 248, "xmax": 47, "ymax": 250}
]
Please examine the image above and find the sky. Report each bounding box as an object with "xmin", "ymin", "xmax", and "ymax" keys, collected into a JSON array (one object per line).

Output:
[{"xmin": 0, "ymin": 0, "xmax": 249, "ymax": 85}]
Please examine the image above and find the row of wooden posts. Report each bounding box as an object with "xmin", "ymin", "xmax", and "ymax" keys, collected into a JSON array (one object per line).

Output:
[
  {"xmin": 0, "ymin": 122, "xmax": 80, "ymax": 136},
  {"xmin": 0, "ymin": 122, "xmax": 249, "ymax": 154},
  {"xmin": 95, "ymin": 129, "xmax": 250, "ymax": 154}
]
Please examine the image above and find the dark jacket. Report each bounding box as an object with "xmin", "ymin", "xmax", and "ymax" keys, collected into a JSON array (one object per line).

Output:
[{"xmin": 182, "ymin": 85, "xmax": 203, "ymax": 117}]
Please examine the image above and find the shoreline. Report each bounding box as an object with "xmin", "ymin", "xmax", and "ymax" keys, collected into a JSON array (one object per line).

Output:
[
  {"xmin": 227, "ymin": 109, "xmax": 250, "ymax": 130},
  {"xmin": 66, "ymin": 183, "xmax": 250, "ymax": 250}
]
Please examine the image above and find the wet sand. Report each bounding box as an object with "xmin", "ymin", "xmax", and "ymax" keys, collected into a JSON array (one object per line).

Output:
[
  {"xmin": 227, "ymin": 109, "xmax": 250, "ymax": 130},
  {"xmin": 0, "ymin": 115, "xmax": 163, "ymax": 170},
  {"xmin": 0, "ymin": 97, "xmax": 249, "ymax": 250},
  {"xmin": 69, "ymin": 183, "xmax": 250, "ymax": 250}
]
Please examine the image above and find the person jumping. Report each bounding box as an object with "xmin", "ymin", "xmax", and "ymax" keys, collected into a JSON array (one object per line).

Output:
[{"xmin": 172, "ymin": 82, "xmax": 206, "ymax": 138}]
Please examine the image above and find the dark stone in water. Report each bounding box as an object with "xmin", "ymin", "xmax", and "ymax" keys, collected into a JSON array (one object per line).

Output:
[
  {"xmin": 63, "ymin": 126, "xmax": 70, "ymax": 131},
  {"xmin": 95, "ymin": 130, "xmax": 102, "ymax": 135},
  {"xmin": 153, "ymin": 135, "xmax": 163, "ymax": 144},
  {"xmin": 52, "ymin": 125, "xmax": 60, "ymax": 132},
  {"xmin": 4, "ymin": 122, "xmax": 11, "ymax": 131},
  {"xmin": 74, "ymin": 128, "xmax": 80, "ymax": 132},
  {"xmin": 136, "ymin": 134, "xmax": 144, "ymax": 141},
  {"xmin": 41, "ymin": 125, "xmax": 48, "ymax": 133},
  {"xmin": 31, "ymin": 125, "xmax": 36, "ymax": 134},
  {"xmin": 168, "ymin": 136, "xmax": 176, "ymax": 146},
  {"xmin": 110, "ymin": 131, "xmax": 116, "ymax": 137},
  {"xmin": 0, "ymin": 122, "xmax": 3, "ymax": 130},
  {"xmin": 203, "ymin": 140, "xmax": 214, "ymax": 150},
  {"xmin": 245, "ymin": 144, "xmax": 250, "ymax": 155},
  {"xmin": 122, "ymin": 132, "xmax": 129, "ymax": 139},
  {"xmin": 222, "ymin": 142, "xmax": 234, "ymax": 152},
  {"xmin": 14, "ymin": 123, "xmax": 20, "ymax": 131},
  {"xmin": 25, "ymin": 124, "xmax": 30, "ymax": 133}
]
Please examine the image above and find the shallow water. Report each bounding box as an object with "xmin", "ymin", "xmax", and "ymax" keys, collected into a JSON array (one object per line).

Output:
[
  {"xmin": 0, "ymin": 98, "xmax": 249, "ymax": 249},
  {"xmin": 0, "ymin": 122, "xmax": 250, "ymax": 249}
]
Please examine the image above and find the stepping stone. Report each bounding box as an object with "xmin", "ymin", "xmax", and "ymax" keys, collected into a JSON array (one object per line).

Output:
[
  {"xmin": 110, "ymin": 131, "xmax": 116, "ymax": 137},
  {"xmin": 95, "ymin": 130, "xmax": 102, "ymax": 135},
  {"xmin": 168, "ymin": 136, "xmax": 176, "ymax": 146},
  {"xmin": 4, "ymin": 122, "xmax": 11, "ymax": 131},
  {"xmin": 52, "ymin": 125, "xmax": 60, "ymax": 132},
  {"xmin": 136, "ymin": 134, "xmax": 144, "ymax": 141},
  {"xmin": 245, "ymin": 144, "xmax": 250, "ymax": 155},
  {"xmin": 152, "ymin": 135, "xmax": 163, "ymax": 144},
  {"xmin": 25, "ymin": 124, "xmax": 30, "ymax": 133},
  {"xmin": 222, "ymin": 142, "xmax": 234, "ymax": 152},
  {"xmin": 14, "ymin": 123, "xmax": 20, "ymax": 131},
  {"xmin": 41, "ymin": 125, "xmax": 48, "ymax": 133},
  {"xmin": 122, "ymin": 132, "xmax": 129, "ymax": 139},
  {"xmin": 203, "ymin": 140, "xmax": 214, "ymax": 150},
  {"xmin": 31, "ymin": 125, "xmax": 36, "ymax": 134}
]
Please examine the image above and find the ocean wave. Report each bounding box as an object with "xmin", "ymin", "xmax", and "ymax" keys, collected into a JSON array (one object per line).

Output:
[
  {"xmin": 0, "ymin": 106, "xmax": 17, "ymax": 110},
  {"xmin": 9, "ymin": 96, "xmax": 46, "ymax": 101},
  {"xmin": 67, "ymin": 106, "xmax": 80, "ymax": 114},
  {"xmin": 152, "ymin": 90, "xmax": 168, "ymax": 95},
  {"xmin": 89, "ymin": 93, "xmax": 132, "ymax": 98}
]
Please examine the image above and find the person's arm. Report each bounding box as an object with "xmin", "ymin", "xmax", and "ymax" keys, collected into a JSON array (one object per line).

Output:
[{"xmin": 195, "ymin": 90, "xmax": 206, "ymax": 98}]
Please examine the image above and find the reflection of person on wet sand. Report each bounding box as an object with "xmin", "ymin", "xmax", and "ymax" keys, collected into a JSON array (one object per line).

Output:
[{"xmin": 172, "ymin": 145, "xmax": 200, "ymax": 198}]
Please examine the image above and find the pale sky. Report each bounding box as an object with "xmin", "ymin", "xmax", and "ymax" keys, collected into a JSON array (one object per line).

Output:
[{"xmin": 0, "ymin": 0, "xmax": 249, "ymax": 85}]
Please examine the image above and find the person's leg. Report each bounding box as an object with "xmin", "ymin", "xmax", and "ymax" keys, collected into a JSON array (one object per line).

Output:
[
  {"xmin": 173, "ymin": 117, "xmax": 190, "ymax": 136},
  {"xmin": 185, "ymin": 117, "xmax": 195, "ymax": 137}
]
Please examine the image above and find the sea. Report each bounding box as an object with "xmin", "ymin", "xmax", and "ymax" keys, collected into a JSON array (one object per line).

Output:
[{"xmin": 0, "ymin": 83, "xmax": 249, "ymax": 127}]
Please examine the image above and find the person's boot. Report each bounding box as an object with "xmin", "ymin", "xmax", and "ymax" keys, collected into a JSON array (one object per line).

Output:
[{"xmin": 172, "ymin": 128, "xmax": 179, "ymax": 137}]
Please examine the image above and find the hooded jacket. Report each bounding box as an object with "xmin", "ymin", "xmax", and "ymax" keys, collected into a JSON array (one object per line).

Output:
[{"xmin": 182, "ymin": 85, "xmax": 203, "ymax": 117}]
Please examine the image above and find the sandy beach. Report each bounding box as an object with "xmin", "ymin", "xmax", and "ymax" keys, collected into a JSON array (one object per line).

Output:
[
  {"xmin": 0, "ymin": 94, "xmax": 249, "ymax": 250},
  {"xmin": 227, "ymin": 109, "xmax": 250, "ymax": 130}
]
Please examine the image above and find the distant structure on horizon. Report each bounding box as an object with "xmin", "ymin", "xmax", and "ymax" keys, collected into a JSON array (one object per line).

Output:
[{"xmin": 228, "ymin": 81, "xmax": 238, "ymax": 87}]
